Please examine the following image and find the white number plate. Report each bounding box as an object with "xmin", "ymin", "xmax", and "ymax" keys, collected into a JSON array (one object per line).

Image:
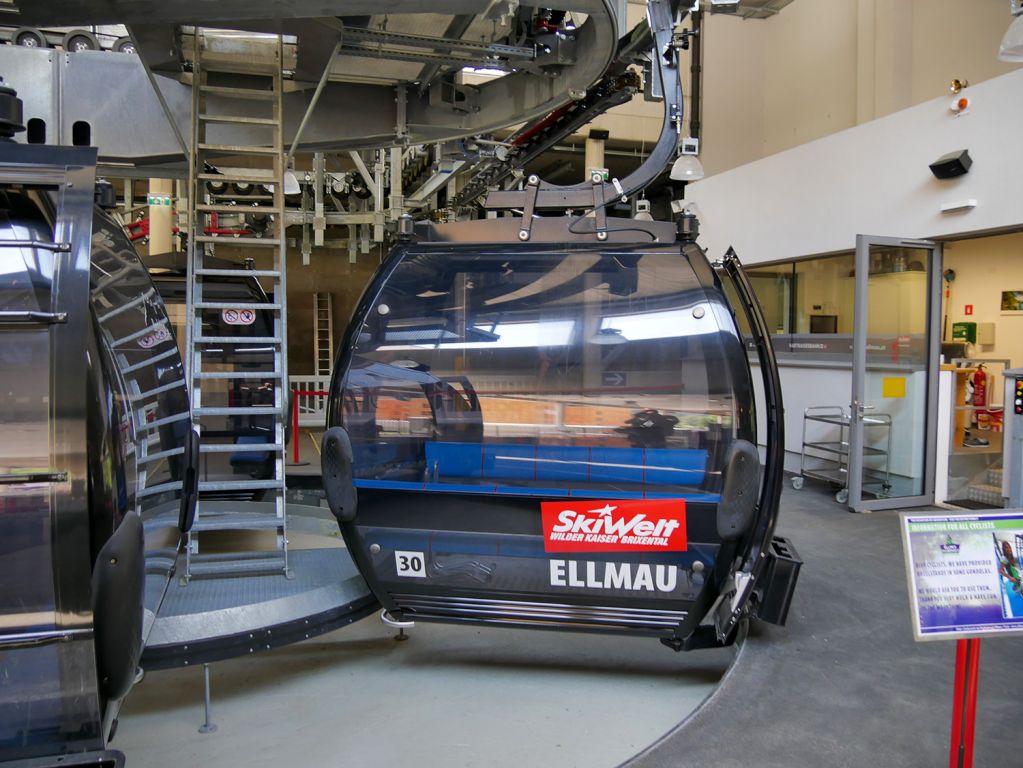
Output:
[{"xmin": 394, "ymin": 550, "xmax": 426, "ymax": 578}]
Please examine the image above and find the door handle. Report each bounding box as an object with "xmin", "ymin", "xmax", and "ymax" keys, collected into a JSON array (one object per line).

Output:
[{"xmin": 850, "ymin": 402, "xmax": 875, "ymax": 420}]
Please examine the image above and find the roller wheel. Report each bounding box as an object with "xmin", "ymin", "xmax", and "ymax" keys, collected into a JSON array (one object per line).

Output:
[
  {"xmin": 835, "ymin": 488, "xmax": 849, "ymax": 505},
  {"xmin": 113, "ymin": 37, "xmax": 136, "ymax": 54},
  {"xmin": 13, "ymin": 28, "xmax": 47, "ymax": 48},
  {"xmin": 62, "ymin": 30, "xmax": 100, "ymax": 53},
  {"xmin": 791, "ymin": 476, "xmax": 804, "ymax": 490}
]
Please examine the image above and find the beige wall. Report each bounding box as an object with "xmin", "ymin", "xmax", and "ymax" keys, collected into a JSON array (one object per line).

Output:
[
  {"xmin": 943, "ymin": 232, "xmax": 1023, "ymax": 368},
  {"xmin": 578, "ymin": 0, "xmax": 1020, "ymax": 176},
  {"xmin": 285, "ymin": 244, "xmax": 385, "ymax": 376}
]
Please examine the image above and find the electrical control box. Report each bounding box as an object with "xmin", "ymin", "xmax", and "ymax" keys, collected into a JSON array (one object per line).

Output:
[{"xmin": 977, "ymin": 322, "xmax": 995, "ymax": 345}]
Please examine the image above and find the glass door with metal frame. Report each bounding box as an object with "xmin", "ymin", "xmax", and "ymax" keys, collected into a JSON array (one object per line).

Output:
[{"xmin": 848, "ymin": 236, "xmax": 942, "ymax": 511}]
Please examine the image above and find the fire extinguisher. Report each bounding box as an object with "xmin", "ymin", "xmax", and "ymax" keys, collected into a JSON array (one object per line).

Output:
[{"xmin": 973, "ymin": 364, "xmax": 987, "ymax": 407}]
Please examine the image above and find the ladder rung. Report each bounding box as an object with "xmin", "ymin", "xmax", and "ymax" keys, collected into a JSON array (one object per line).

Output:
[
  {"xmin": 195, "ymin": 335, "xmax": 280, "ymax": 344},
  {"xmin": 127, "ymin": 379, "xmax": 187, "ymax": 402},
  {"xmin": 196, "ymin": 203, "xmax": 281, "ymax": 214},
  {"xmin": 194, "ymin": 371, "xmax": 282, "ymax": 380},
  {"xmin": 190, "ymin": 514, "xmax": 284, "ymax": 532},
  {"xmin": 195, "ymin": 301, "xmax": 280, "ymax": 311},
  {"xmin": 137, "ymin": 446, "xmax": 185, "ymax": 464},
  {"xmin": 195, "ymin": 406, "xmax": 280, "ymax": 417},
  {"xmin": 122, "ymin": 346, "xmax": 179, "ymax": 374},
  {"xmin": 138, "ymin": 480, "xmax": 184, "ymax": 498},
  {"xmin": 196, "ymin": 268, "xmax": 280, "ymax": 278},
  {"xmin": 112, "ymin": 320, "xmax": 169, "ymax": 348},
  {"xmin": 198, "ymin": 479, "xmax": 282, "ymax": 492},
  {"xmin": 199, "ymin": 443, "xmax": 284, "ymax": 453},
  {"xmin": 199, "ymin": 169, "xmax": 276, "ymax": 183},
  {"xmin": 92, "ymin": 266, "xmax": 134, "ymax": 292},
  {"xmin": 96, "ymin": 287, "xmax": 155, "ymax": 323},
  {"xmin": 186, "ymin": 552, "xmax": 287, "ymax": 577},
  {"xmin": 198, "ymin": 143, "xmax": 278, "ymax": 155},
  {"xmin": 137, "ymin": 411, "xmax": 191, "ymax": 432},
  {"xmin": 198, "ymin": 114, "xmax": 278, "ymax": 126},
  {"xmin": 199, "ymin": 85, "xmax": 276, "ymax": 100},
  {"xmin": 195, "ymin": 235, "xmax": 281, "ymax": 246}
]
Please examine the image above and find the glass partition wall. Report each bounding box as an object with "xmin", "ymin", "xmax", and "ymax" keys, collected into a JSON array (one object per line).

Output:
[
  {"xmin": 749, "ymin": 244, "xmax": 940, "ymax": 511},
  {"xmin": 748, "ymin": 253, "xmax": 857, "ymax": 362}
]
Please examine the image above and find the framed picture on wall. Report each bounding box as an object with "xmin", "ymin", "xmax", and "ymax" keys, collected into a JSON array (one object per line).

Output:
[{"xmin": 1001, "ymin": 291, "xmax": 1023, "ymax": 314}]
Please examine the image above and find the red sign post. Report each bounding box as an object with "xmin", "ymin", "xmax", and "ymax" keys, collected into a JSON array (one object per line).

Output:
[{"xmin": 948, "ymin": 638, "xmax": 981, "ymax": 768}]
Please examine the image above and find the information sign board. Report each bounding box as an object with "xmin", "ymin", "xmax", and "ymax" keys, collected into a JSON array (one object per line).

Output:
[{"xmin": 901, "ymin": 511, "xmax": 1023, "ymax": 641}]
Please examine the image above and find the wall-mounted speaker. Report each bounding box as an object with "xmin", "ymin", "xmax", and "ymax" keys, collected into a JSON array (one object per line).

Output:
[{"xmin": 929, "ymin": 149, "xmax": 972, "ymax": 179}]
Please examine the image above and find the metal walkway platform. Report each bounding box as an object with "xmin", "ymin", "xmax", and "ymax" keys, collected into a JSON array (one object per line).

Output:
[{"xmin": 141, "ymin": 503, "xmax": 377, "ymax": 670}]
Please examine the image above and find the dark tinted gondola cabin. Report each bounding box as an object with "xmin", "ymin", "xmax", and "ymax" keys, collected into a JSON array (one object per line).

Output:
[{"xmin": 323, "ymin": 220, "xmax": 795, "ymax": 650}]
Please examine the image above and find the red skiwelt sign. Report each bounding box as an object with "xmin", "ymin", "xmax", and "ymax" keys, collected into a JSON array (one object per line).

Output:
[{"xmin": 540, "ymin": 499, "xmax": 687, "ymax": 553}]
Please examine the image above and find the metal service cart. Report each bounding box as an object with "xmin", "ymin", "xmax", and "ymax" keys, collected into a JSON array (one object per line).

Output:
[{"xmin": 791, "ymin": 405, "xmax": 892, "ymax": 504}]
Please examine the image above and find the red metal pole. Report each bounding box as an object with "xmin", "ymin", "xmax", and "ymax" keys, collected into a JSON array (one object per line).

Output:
[
  {"xmin": 949, "ymin": 638, "xmax": 982, "ymax": 768},
  {"xmin": 292, "ymin": 391, "xmax": 301, "ymax": 464},
  {"xmin": 949, "ymin": 639, "xmax": 967, "ymax": 768},
  {"xmin": 289, "ymin": 390, "xmax": 330, "ymax": 465},
  {"xmin": 961, "ymin": 639, "xmax": 981, "ymax": 768}
]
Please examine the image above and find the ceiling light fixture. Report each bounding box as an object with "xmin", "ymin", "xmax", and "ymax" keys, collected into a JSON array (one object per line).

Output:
[
  {"xmin": 670, "ymin": 136, "xmax": 705, "ymax": 182},
  {"xmin": 999, "ymin": 0, "xmax": 1023, "ymax": 61},
  {"xmin": 283, "ymin": 169, "xmax": 301, "ymax": 195}
]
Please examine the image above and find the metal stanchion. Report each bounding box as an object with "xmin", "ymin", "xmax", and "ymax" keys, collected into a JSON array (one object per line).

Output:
[{"xmin": 198, "ymin": 663, "xmax": 218, "ymax": 734}]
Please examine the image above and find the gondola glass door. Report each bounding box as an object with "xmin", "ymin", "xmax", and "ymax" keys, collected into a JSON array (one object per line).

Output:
[{"xmin": 848, "ymin": 236, "xmax": 942, "ymax": 511}]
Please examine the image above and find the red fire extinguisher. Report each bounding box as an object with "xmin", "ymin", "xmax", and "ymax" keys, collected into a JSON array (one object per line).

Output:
[{"xmin": 973, "ymin": 364, "xmax": 987, "ymax": 407}]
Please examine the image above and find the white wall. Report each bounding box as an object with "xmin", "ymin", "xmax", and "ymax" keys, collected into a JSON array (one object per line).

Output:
[
  {"xmin": 687, "ymin": 68, "xmax": 1023, "ymax": 265},
  {"xmin": 579, "ymin": 0, "xmax": 1019, "ymax": 174}
]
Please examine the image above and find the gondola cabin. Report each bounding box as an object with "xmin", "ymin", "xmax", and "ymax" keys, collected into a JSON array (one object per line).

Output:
[{"xmin": 322, "ymin": 217, "xmax": 798, "ymax": 650}]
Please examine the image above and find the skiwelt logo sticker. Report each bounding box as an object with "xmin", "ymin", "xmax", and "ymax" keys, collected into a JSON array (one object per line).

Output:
[{"xmin": 540, "ymin": 499, "xmax": 687, "ymax": 553}]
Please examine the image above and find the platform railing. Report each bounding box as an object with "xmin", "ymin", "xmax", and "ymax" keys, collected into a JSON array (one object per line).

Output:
[{"xmin": 290, "ymin": 376, "xmax": 332, "ymax": 427}]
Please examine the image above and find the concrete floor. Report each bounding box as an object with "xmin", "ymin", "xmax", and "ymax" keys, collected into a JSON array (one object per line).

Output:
[{"xmin": 117, "ymin": 600, "xmax": 731, "ymax": 768}]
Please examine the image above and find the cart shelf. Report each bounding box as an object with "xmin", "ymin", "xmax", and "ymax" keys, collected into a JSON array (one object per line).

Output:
[
  {"xmin": 792, "ymin": 405, "xmax": 892, "ymax": 504},
  {"xmin": 803, "ymin": 441, "xmax": 887, "ymax": 457}
]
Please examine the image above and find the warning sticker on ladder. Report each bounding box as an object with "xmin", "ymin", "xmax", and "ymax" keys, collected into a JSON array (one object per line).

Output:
[
  {"xmin": 137, "ymin": 327, "xmax": 172, "ymax": 348},
  {"xmin": 222, "ymin": 308, "xmax": 257, "ymax": 326}
]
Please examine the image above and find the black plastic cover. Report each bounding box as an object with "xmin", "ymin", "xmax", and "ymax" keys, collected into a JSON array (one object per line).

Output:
[
  {"xmin": 91, "ymin": 511, "xmax": 145, "ymax": 702},
  {"xmin": 322, "ymin": 426, "xmax": 358, "ymax": 523},
  {"xmin": 716, "ymin": 439, "xmax": 761, "ymax": 540}
]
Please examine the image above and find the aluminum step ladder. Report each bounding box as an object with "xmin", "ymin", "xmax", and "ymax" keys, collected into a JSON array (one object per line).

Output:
[
  {"xmin": 314, "ymin": 292, "xmax": 333, "ymax": 376},
  {"xmin": 183, "ymin": 30, "xmax": 291, "ymax": 581}
]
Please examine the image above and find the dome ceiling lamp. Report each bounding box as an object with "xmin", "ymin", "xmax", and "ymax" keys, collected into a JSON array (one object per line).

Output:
[{"xmin": 998, "ymin": 0, "xmax": 1023, "ymax": 61}]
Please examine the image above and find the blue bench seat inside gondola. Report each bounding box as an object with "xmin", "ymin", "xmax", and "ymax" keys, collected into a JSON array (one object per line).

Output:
[{"xmin": 353, "ymin": 441, "xmax": 720, "ymax": 502}]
